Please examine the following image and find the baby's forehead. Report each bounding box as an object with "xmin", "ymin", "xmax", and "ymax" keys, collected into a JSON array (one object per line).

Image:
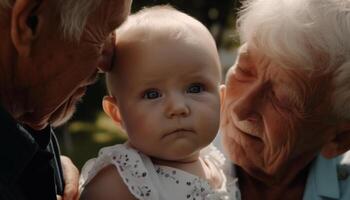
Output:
[
  {"xmin": 116, "ymin": 22, "xmax": 210, "ymax": 46},
  {"xmin": 116, "ymin": 37, "xmax": 218, "ymax": 70},
  {"xmin": 118, "ymin": 25, "xmax": 219, "ymax": 62}
]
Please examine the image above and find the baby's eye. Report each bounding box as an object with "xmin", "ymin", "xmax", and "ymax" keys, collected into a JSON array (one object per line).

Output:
[
  {"xmin": 187, "ymin": 83, "xmax": 205, "ymax": 93},
  {"xmin": 143, "ymin": 89, "xmax": 162, "ymax": 99}
]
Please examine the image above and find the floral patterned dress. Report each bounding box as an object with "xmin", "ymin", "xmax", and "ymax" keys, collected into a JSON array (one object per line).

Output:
[{"xmin": 80, "ymin": 143, "xmax": 239, "ymax": 200}]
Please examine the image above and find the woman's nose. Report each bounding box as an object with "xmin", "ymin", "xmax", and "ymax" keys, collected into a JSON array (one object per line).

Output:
[{"xmin": 231, "ymin": 85, "xmax": 262, "ymax": 122}]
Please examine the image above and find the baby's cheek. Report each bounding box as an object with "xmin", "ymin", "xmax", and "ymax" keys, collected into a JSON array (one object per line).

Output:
[{"xmin": 135, "ymin": 117, "xmax": 157, "ymax": 134}]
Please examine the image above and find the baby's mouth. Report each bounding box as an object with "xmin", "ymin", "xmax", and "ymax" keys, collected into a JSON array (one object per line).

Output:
[{"xmin": 163, "ymin": 128, "xmax": 195, "ymax": 138}]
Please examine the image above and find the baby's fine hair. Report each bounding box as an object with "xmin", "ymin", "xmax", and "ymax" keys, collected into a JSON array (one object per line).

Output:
[
  {"xmin": 106, "ymin": 5, "xmax": 219, "ymax": 96},
  {"xmin": 115, "ymin": 5, "xmax": 215, "ymax": 44}
]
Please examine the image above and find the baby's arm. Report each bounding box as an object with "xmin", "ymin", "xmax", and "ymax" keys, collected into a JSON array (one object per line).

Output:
[{"xmin": 80, "ymin": 165, "xmax": 137, "ymax": 200}]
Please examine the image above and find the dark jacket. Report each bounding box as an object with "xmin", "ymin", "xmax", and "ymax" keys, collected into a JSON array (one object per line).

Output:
[{"xmin": 0, "ymin": 106, "xmax": 64, "ymax": 200}]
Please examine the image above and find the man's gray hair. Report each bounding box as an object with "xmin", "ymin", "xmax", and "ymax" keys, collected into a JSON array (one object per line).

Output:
[
  {"xmin": 58, "ymin": 0, "xmax": 102, "ymax": 40},
  {"xmin": 238, "ymin": 0, "xmax": 350, "ymax": 121},
  {"xmin": 0, "ymin": 0, "xmax": 102, "ymax": 40}
]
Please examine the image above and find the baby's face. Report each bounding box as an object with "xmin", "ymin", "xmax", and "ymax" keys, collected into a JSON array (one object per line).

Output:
[{"xmin": 113, "ymin": 38, "xmax": 221, "ymax": 162}]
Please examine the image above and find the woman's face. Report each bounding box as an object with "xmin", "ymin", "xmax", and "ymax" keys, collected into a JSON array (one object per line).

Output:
[{"xmin": 220, "ymin": 43, "xmax": 334, "ymax": 182}]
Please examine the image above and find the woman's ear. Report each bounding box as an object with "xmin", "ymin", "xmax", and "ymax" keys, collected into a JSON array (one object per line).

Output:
[
  {"xmin": 102, "ymin": 96, "xmax": 123, "ymax": 126},
  {"xmin": 11, "ymin": 0, "xmax": 42, "ymax": 57},
  {"xmin": 220, "ymin": 84, "xmax": 226, "ymax": 111},
  {"xmin": 321, "ymin": 122, "xmax": 350, "ymax": 158}
]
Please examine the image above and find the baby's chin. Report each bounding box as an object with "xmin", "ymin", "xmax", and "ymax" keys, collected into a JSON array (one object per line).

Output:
[{"xmin": 152, "ymin": 149, "xmax": 202, "ymax": 164}]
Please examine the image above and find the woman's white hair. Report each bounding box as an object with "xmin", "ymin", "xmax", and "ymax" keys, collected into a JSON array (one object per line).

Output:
[
  {"xmin": 0, "ymin": 0, "xmax": 102, "ymax": 40},
  {"xmin": 238, "ymin": 0, "xmax": 350, "ymax": 120}
]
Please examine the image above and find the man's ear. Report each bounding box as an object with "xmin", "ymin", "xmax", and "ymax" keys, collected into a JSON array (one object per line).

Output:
[
  {"xmin": 11, "ymin": 0, "xmax": 42, "ymax": 57},
  {"xmin": 321, "ymin": 122, "xmax": 350, "ymax": 158},
  {"xmin": 102, "ymin": 96, "xmax": 123, "ymax": 127},
  {"xmin": 220, "ymin": 84, "xmax": 226, "ymax": 111}
]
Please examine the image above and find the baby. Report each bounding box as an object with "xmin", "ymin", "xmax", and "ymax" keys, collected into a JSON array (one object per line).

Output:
[{"xmin": 79, "ymin": 6, "xmax": 238, "ymax": 200}]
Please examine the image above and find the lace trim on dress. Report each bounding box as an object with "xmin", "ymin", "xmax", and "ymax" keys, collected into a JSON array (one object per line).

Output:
[
  {"xmin": 80, "ymin": 144, "xmax": 159, "ymax": 199},
  {"xmin": 80, "ymin": 143, "xmax": 239, "ymax": 200}
]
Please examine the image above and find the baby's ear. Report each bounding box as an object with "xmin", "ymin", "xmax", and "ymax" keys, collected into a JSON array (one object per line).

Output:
[
  {"xmin": 102, "ymin": 96, "xmax": 123, "ymax": 126},
  {"xmin": 219, "ymin": 84, "xmax": 226, "ymax": 111},
  {"xmin": 321, "ymin": 122, "xmax": 350, "ymax": 158}
]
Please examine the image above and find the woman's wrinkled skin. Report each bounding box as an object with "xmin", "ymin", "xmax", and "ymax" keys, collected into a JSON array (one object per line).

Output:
[{"xmin": 220, "ymin": 43, "xmax": 341, "ymax": 199}]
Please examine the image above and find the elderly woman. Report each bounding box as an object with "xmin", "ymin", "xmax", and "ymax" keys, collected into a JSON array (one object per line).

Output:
[{"xmin": 220, "ymin": 0, "xmax": 350, "ymax": 199}]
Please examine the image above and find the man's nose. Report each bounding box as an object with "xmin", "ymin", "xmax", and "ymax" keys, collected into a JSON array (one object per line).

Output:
[
  {"xmin": 232, "ymin": 84, "xmax": 262, "ymax": 122},
  {"xmin": 98, "ymin": 32, "xmax": 116, "ymax": 73},
  {"xmin": 165, "ymin": 94, "xmax": 190, "ymax": 118}
]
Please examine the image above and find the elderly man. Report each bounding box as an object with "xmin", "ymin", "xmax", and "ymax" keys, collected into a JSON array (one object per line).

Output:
[
  {"xmin": 0, "ymin": 0, "xmax": 132, "ymax": 199},
  {"xmin": 220, "ymin": 0, "xmax": 350, "ymax": 199}
]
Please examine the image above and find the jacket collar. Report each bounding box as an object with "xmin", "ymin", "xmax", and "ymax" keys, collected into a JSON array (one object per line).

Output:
[
  {"xmin": 0, "ymin": 105, "xmax": 39, "ymax": 184},
  {"xmin": 304, "ymin": 154, "xmax": 341, "ymax": 199}
]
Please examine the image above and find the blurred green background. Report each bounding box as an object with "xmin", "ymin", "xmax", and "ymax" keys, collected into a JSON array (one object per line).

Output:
[{"xmin": 56, "ymin": 0, "xmax": 241, "ymax": 169}]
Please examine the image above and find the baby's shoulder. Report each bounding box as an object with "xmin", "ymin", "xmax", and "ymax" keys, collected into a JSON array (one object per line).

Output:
[
  {"xmin": 80, "ymin": 143, "xmax": 159, "ymax": 199},
  {"xmin": 80, "ymin": 164, "xmax": 137, "ymax": 200},
  {"xmin": 79, "ymin": 144, "xmax": 132, "ymax": 187}
]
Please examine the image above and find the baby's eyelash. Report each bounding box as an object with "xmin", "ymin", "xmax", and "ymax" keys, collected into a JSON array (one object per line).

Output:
[
  {"xmin": 142, "ymin": 89, "xmax": 162, "ymax": 99},
  {"xmin": 186, "ymin": 83, "xmax": 205, "ymax": 93}
]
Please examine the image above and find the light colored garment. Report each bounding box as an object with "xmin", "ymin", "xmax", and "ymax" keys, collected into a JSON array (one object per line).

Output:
[
  {"xmin": 303, "ymin": 152, "xmax": 350, "ymax": 200},
  {"xmin": 228, "ymin": 151, "xmax": 350, "ymax": 200},
  {"xmin": 80, "ymin": 143, "xmax": 239, "ymax": 200}
]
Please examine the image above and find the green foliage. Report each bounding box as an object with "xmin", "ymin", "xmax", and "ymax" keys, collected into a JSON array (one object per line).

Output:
[{"xmin": 57, "ymin": 111, "xmax": 127, "ymax": 169}]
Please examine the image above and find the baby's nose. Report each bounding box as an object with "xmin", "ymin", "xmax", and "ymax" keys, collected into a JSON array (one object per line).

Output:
[{"xmin": 165, "ymin": 95, "xmax": 190, "ymax": 118}]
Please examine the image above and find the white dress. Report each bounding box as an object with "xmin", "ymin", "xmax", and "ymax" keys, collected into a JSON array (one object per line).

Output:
[{"xmin": 80, "ymin": 143, "xmax": 239, "ymax": 200}]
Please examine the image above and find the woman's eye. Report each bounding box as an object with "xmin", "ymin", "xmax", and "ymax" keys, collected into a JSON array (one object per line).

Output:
[
  {"xmin": 233, "ymin": 66, "xmax": 254, "ymax": 82},
  {"xmin": 269, "ymin": 90, "xmax": 289, "ymax": 109},
  {"xmin": 187, "ymin": 83, "xmax": 204, "ymax": 93},
  {"xmin": 143, "ymin": 89, "xmax": 161, "ymax": 99}
]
